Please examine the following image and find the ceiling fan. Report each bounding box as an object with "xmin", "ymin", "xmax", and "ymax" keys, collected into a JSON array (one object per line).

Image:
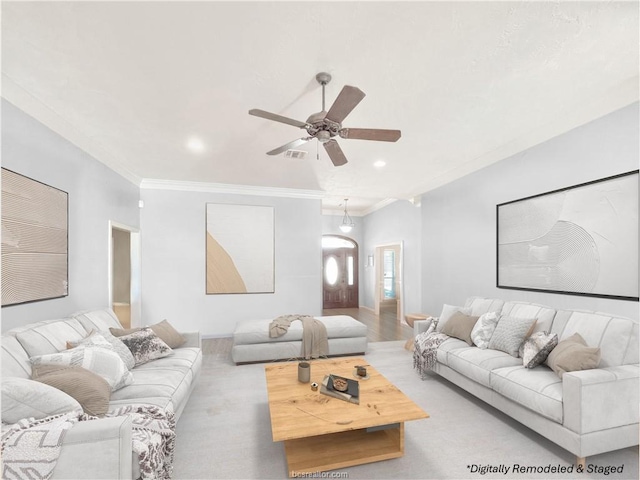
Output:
[{"xmin": 249, "ymin": 72, "xmax": 401, "ymax": 167}]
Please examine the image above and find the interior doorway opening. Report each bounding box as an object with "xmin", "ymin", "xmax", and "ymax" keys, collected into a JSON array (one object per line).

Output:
[
  {"xmin": 322, "ymin": 235, "xmax": 359, "ymax": 309},
  {"xmin": 374, "ymin": 242, "xmax": 404, "ymax": 324},
  {"xmin": 109, "ymin": 221, "xmax": 141, "ymax": 328}
]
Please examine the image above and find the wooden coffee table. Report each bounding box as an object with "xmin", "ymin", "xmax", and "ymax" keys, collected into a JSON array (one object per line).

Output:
[{"xmin": 265, "ymin": 357, "xmax": 428, "ymax": 477}]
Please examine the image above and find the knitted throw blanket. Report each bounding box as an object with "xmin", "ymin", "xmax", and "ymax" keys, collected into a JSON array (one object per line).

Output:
[
  {"xmin": 82, "ymin": 405, "xmax": 176, "ymax": 480},
  {"xmin": 413, "ymin": 330, "xmax": 449, "ymax": 378},
  {"xmin": 2, "ymin": 409, "xmax": 80, "ymax": 479},
  {"xmin": 1, "ymin": 404, "xmax": 175, "ymax": 480}
]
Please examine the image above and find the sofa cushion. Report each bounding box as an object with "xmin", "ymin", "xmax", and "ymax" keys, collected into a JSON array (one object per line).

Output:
[
  {"xmin": 519, "ymin": 332, "xmax": 558, "ymax": 368},
  {"xmin": 440, "ymin": 312, "xmax": 478, "ymax": 345},
  {"xmin": 67, "ymin": 330, "xmax": 136, "ymax": 370},
  {"xmin": 435, "ymin": 337, "xmax": 469, "ymax": 366},
  {"xmin": 491, "ymin": 365, "xmax": 563, "ymax": 423},
  {"xmin": 500, "ymin": 301, "xmax": 556, "ymax": 334},
  {"xmin": 15, "ymin": 318, "xmax": 87, "ymax": 357},
  {"xmin": 488, "ymin": 315, "xmax": 537, "ymax": 357},
  {"xmin": 470, "ymin": 312, "xmax": 500, "ymax": 349},
  {"xmin": 2, "ymin": 336, "xmax": 32, "ymax": 379},
  {"xmin": 436, "ymin": 305, "xmax": 472, "ymax": 333},
  {"xmin": 447, "ymin": 347, "xmax": 522, "ymax": 387},
  {"xmin": 118, "ymin": 329, "xmax": 173, "ymax": 366},
  {"xmin": 72, "ymin": 308, "xmax": 123, "ymax": 332},
  {"xmin": 32, "ymin": 365, "xmax": 110, "ymax": 417},
  {"xmin": 233, "ymin": 315, "xmax": 366, "ymax": 345},
  {"xmin": 545, "ymin": 333, "xmax": 601, "ymax": 378},
  {"xmin": 109, "ymin": 364, "xmax": 193, "ymax": 413},
  {"xmin": 464, "ymin": 297, "xmax": 505, "ymax": 317},
  {"xmin": 30, "ymin": 346, "xmax": 134, "ymax": 391},
  {"xmin": 2, "ymin": 377, "xmax": 81, "ymax": 424}
]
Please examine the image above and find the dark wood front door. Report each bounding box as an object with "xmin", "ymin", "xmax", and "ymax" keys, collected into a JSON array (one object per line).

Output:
[{"xmin": 323, "ymin": 247, "xmax": 359, "ymax": 309}]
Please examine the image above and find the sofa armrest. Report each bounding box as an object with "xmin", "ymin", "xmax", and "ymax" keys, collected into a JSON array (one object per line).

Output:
[
  {"xmin": 563, "ymin": 364, "xmax": 639, "ymax": 434},
  {"xmin": 179, "ymin": 331, "xmax": 201, "ymax": 349},
  {"xmin": 414, "ymin": 318, "xmax": 436, "ymax": 336},
  {"xmin": 53, "ymin": 416, "xmax": 133, "ymax": 479}
]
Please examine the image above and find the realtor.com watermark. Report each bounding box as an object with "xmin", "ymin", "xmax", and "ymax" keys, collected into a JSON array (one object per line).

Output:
[
  {"xmin": 467, "ymin": 463, "xmax": 625, "ymax": 476},
  {"xmin": 290, "ymin": 471, "xmax": 349, "ymax": 479}
]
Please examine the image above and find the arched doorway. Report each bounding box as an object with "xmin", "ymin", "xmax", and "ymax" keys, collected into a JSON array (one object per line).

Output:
[{"xmin": 322, "ymin": 235, "xmax": 359, "ymax": 309}]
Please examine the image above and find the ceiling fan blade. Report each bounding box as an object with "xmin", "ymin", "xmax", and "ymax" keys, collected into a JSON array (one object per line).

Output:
[
  {"xmin": 325, "ymin": 86, "xmax": 366, "ymax": 124},
  {"xmin": 323, "ymin": 139, "xmax": 348, "ymax": 167},
  {"xmin": 266, "ymin": 137, "xmax": 311, "ymax": 156},
  {"xmin": 339, "ymin": 128, "xmax": 401, "ymax": 142},
  {"xmin": 249, "ymin": 109, "xmax": 308, "ymax": 128}
]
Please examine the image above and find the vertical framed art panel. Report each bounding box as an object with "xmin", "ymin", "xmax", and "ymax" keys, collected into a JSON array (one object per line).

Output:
[
  {"xmin": 1, "ymin": 168, "xmax": 69, "ymax": 306},
  {"xmin": 497, "ymin": 170, "xmax": 639, "ymax": 301},
  {"xmin": 206, "ymin": 203, "xmax": 274, "ymax": 294}
]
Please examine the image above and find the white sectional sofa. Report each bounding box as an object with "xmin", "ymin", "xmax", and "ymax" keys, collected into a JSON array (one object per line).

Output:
[
  {"xmin": 414, "ymin": 296, "xmax": 639, "ymax": 464},
  {"xmin": 231, "ymin": 315, "xmax": 368, "ymax": 364},
  {"xmin": 1, "ymin": 308, "xmax": 202, "ymax": 479}
]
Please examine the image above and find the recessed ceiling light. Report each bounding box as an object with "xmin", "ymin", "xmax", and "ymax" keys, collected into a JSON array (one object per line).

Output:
[
  {"xmin": 186, "ymin": 137, "xmax": 205, "ymax": 153},
  {"xmin": 374, "ymin": 160, "xmax": 386, "ymax": 168}
]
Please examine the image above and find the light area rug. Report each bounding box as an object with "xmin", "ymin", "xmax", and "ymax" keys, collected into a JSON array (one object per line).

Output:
[{"xmin": 173, "ymin": 341, "xmax": 639, "ymax": 479}]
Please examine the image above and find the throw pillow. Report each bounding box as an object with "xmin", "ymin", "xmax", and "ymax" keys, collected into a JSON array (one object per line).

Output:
[
  {"xmin": 519, "ymin": 331, "xmax": 558, "ymax": 368},
  {"xmin": 32, "ymin": 365, "xmax": 111, "ymax": 417},
  {"xmin": 439, "ymin": 311, "xmax": 479, "ymax": 345},
  {"xmin": 111, "ymin": 320, "xmax": 185, "ymax": 349},
  {"xmin": 67, "ymin": 330, "xmax": 135, "ymax": 370},
  {"xmin": 435, "ymin": 304, "xmax": 472, "ymax": 333},
  {"xmin": 30, "ymin": 346, "xmax": 134, "ymax": 392},
  {"xmin": 109, "ymin": 326, "xmax": 141, "ymax": 337},
  {"xmin": 545, "ymin": 332, "xmax": 601, "ymax": 378},
  {"xmin": 487, "ymin": 316, "xmax": 537, "ymax": 357},
  {"xmin": 149, "ymin": 320, "xmax": 186, "ymax": 348},
  {"xmin": 470, "ymin": 312, "xmax": 500, "ymax": 349},
  {"xmin": 118, "ymin": 329, "xmax": 173, "ymax": 366},
  {"xmin": 1, "ymin": 377, "xmax": 82, "ymax": 424}
]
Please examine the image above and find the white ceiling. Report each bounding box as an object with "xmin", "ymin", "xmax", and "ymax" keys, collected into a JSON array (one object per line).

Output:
[{"xmin": 2, "ymin": 1, "xmax": 638, "ymax": 214}]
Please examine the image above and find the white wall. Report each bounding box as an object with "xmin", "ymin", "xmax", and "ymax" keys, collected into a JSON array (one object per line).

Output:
[
  {"xmin": 362, "ymin": 200, "xmax": 422, "ymax": 315},
  {"xmin": 140, "ymin": 189, "xmax": 322, "ymax": 336},
  {"xmin": 421, "ymin": 103, "xmax": 639, "ymax": 319},
  {"xmin": 1, "ymin": 100, "xmax": 140, "ymax": 331}
]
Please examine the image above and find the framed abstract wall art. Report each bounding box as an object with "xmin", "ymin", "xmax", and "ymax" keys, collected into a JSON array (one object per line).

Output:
[
  {"xmin": 1, "ymin": 168, "xmax": 69, "ymax": 306},
  {"xmin": 206, "ymin": 203, "xmax": 274, "ymax": 294},
  {"xmin": 497, "ymin": 170, "xmax": 639, "ymax": 301}
]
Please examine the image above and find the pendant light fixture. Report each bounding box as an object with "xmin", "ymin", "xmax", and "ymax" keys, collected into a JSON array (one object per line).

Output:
[{"xmin": 339, "ymin": 198, "xmax": 355, "ymax": 233}]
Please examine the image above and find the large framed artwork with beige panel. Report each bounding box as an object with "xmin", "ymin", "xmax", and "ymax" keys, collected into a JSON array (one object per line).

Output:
[
  {"xmin": 206, "ymin": 203, "xmax": 274, "ymax": 294},
  {"xmin": 1, "ymin": 168, "xmax": 68, "ymax": 306}
]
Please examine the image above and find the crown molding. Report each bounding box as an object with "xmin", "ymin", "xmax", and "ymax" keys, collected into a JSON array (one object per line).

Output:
[
  {"xmin": 139, "ymin": 178, "xmax": 325, "ymax": 199},
  {"xmin": 322, "ymin": 198, "xmax": 399, "ymax": 217}
]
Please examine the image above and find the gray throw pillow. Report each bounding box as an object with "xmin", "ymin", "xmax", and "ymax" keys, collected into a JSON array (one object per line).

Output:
[
  {"xmin": 439, "ymin": 311, "xmax": 479, "ymax": 345},
  {"xmin": 487, "ymin": 315, "xmax": 537, "ymax": 357},
  {"xmin": 519, "ymin": 331, "xmax": 558, "ymax": 368},
  {"xmin": 110, "ymin": 320, "xmax": 185, "ymax": 348},
  {"xmin": 545, "ymin": 332, "xmax": 601, "ymax": 378},
  {"xmin": 119, "ymin": 329, "xmax": 172, "ymax": 366}
]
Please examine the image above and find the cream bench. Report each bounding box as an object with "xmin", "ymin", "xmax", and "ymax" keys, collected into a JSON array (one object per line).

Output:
[{"xmin": 231, "ymin": 315, "xmax": 368, "ymax": 364}]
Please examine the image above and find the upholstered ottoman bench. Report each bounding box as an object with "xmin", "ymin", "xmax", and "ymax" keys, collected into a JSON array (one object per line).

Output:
[{"xmin": 231, "ymin": 315, "xmax": 368, "ymax": 364}]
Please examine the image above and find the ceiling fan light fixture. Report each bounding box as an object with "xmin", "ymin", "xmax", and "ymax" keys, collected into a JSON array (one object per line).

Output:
[{"xmin": 339, "ymin": 198, "xmax": 355, "ymax": 233}]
